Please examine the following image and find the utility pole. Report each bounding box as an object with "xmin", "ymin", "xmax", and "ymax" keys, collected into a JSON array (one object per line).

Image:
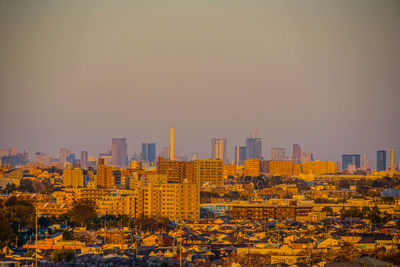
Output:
[
  {"xmin": 179, "ymin": 221, "xmax": 182, "ymax": 267},
  {"xmin": 35, "ymin": 211, "xmax": 38, "ymax": 267}
]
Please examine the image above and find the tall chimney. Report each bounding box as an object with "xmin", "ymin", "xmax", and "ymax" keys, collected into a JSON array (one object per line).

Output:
[{"xmin": 170, "ymin": 127, "xmax": 174, "ymax": 160}]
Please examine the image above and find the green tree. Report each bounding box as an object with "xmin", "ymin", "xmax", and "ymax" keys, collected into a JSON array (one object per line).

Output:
[{"xmin": 68, "ymin": 199, "xmax": 97, "ymax": 227}]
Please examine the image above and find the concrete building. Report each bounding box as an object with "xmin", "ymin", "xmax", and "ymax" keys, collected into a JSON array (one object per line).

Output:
[
  {"xmin": 63, "ymin": 164, "xmax": 85, "ymax": 188},
  {"xmin": 111, "ymin": 138, "xmax": 127, "ymax": 168},
  {"xmin": 244, "ymin": 159, "xmax": 260, "ymax": 177},
  {"xmin": 193, "ymin": 159, "xmax": 224, "ymax": 185},
  {"xmin": 246, "ymin": 137, "xmax": 262, "ymax": 159},
  {"xmin": 271, "ymin": 148, "xmax": 285, "ymax": 161},
  {"xmin": 342, "ymin": 154, "xmax": 360, "ymax": 171},
  {"xmin": 235, "ymin": 146, "xmax": 246, "ymax": 166},
  {"xmin": 142, "ymin": 143, "xmax": 156, "ymax": 164},
  {"xmin": 377, "ymin": 150, "xmax": 387, "ymax": 171},
  {"xmin": 292, "ymin": 144, "xmax": 302, "ymax": 163},
  {"xmin": 211, "ymin": 138, "xmax": 227, "ymax": 163}
]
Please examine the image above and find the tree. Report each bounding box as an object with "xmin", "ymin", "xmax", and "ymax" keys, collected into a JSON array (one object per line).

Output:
[
  {"xmin": 50, "ymin": 248, "xmax": 75, "ymax": 262},
  {"xmin": 0, "ymin": 210, "xmax": 15, "ymax": 247},
  {"xmin": 18, "ymin": 179, "xmax": 34, "ymax": 193},
  {"xmin": 68, "ymin": 199, "xmax": 97, "ymax": 227},
  {"xmin": 38, "ymin": 216, "xmax": 51, "ymax": 228},
  {"xmin": 321, "ymin": 206, "xmax": 333, "ymax": 213}
]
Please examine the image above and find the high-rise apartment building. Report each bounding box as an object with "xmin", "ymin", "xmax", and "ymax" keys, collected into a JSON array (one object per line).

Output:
[
  {"xmin": 111, "ymin": 138, "xmax": 127, "ymax": 168},
  {"xmin": 97, "ymin": 159, "xmax": 116, "ymax": 188},
  {"xmin": 81, "ymin": 151, "xmax": 88, "ymax": 169},
  {"xmin": 211, "ymin": 138, "xmax": 227, "ymax": 163},
  {"xmin": 302, "ymin": 161, "xmax": 337, "ymax": 175},
  {"xmin": 377, "ymin": 150, "xmax": 387, "ymax": 171},
  {"xmin": 269, "ymin": 161, "xmax": 295, "ymax": 176},
  {"xmin": 142, "ymin": 181, "xmax": 200, "ymax": 221},
  {"xmin": 246, "ymin": 137, "xmax": 262, "ymax": 159},
  {"xmin": 157, "ymin": 157, "xmax": 194, "ymax": 183},
  {"xmin": 193, "ymin": 159, "xmax": 224, "ymax": 185},
  {"xmin": 271, "ymin": 148, "xmax": 285, "ymax": 161},
  {"xmin": 63, "ymin": 164, "xmax": 85, "ymax": 188},
  {"xmin": 292, "ymin": 144, "xmax": 301, "ymax": 163},
  {"xmin": 243, "ymin": 159, "xmax": 260, "ymax": 177},
  {"xmin": 235, "ymin": 146, "xmax": 246, "ymax": 166},
  {"xmin": 142, "ymin": 143, "xmax": 156, "ymax": 164},
  {"xmin": 342, "ymin": 154, "xmax": 361, "ymax": 171}
]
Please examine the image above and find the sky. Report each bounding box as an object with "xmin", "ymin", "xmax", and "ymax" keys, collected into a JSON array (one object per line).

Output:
[{"xmin": 0, "ymin": 0, "xmax": 399, "ymax": 164}]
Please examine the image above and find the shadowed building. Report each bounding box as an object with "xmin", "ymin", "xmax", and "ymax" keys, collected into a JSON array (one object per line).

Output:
[
  {"xmin": 377, "ymin": 150, "xmax": 387, "ymax": 171},
  {"xmin": 111, "ymin": 138, "xmax": 127, "ymax": 168}
]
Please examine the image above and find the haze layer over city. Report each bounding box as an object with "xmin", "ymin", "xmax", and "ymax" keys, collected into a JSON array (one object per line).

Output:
[{"xmin": 1, "ymin": 0, "xmax": 399, "ymax": 162}]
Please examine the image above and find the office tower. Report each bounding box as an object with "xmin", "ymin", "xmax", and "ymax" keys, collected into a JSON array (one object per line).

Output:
[
  {"xmin": 292, "ymin": 144, "xmax": 302, "ymax": 163},
  {"xmin": 342, "ymin": 154, "xmax": 361, "ymax": 170},
  {"xmin": 377, "ymin": 150, "xmax": 387, "ymax": 171},
  {"xmin": 211, "ymin": 138, "xmax": 227, "ymax": 163},
  {"xmin": 66, "ymin": 153, "xmax": 75, "ymax": 164},
  {"xmin": 271, "ymin": 148, "xmax": 285, "ymax": 161},
  {"xmin": 170, "ymin": 127, "xmax": 174, "ymax": 161},
  {"xmin": 111, "ymin": 138, "xmax": 127, "ymax": 168},
  {"xmin": 59, "ymin": 148, "xmax": 71, "ymax": 168},
  {"xmin": 193, "ymin": 159, "xmax": 224, "ymax": 185},
  {"xmin": 142, "ymin": 143, "xmax": 156, "ymax": 164},
  {"xmin": 245, "ymin": 137, "xmax": 262, "ymax": 159},
  {"xmin": 300, "ymin": 152, "xmax": 312, "ymax": 163},
  {"xmin": 87, "ymin": 156, "xmax": 97, "ymax": 169},
  {"xmin": 160, "ymin": 147, "xmax": 170, "ymax": 160},
  {"xmin": 81, "ymin": 151, "xmax": 88, "ymax": 169},
  {"xmin": 243, "ymin": 159, "xmax": 260, "ymax": 177},
  {"xmin": 235, "ymin": 146, "xmax": 246, "ymax": 166},
  {"xmin": 63, "ymin": 164, "xmax": 85, "ymax": 188},
  {"xmin": 360, "ymin": 154, "xmax": 367, "ymax": 171}
]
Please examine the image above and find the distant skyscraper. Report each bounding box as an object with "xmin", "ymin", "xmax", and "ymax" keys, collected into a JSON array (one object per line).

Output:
[
  {"xmin": 245, "ymin": 137, "xmax": 262, "ymax": 159},
  {"xmin": 170, "ymin": 127, "xmax": 174, "ymax": 161},
  {"xmin": 111, "ymin": 138, "xmax": 127, "ymax": 168},
  {"xmin": 271, "ymin": 148, "xmax": 285, "ymax": 161},
  {"xmin": 59, "ymin": 148, "xmax": 71, "ymax": 168},
  {"xmin": 142, "ymin": 143, "xmax": 156, "ymax": 164},
  {"xmin": 211, "ymin": 138, "xmax": 227, "ymax": 163},
  {"xmin": 301, "ymin": 152, "xmax": 312, "ymax": 163},
  {"xmin": 342, "ymin": 154, "xmax": 360, "ymax": 171},
  {"xmin": 235, "ymin": 146, "xmax": 246, "ymax": 165},
  {"xmin": 161, "ymin": 147, "xmax": 170, "ymax": 160},
  {"xmin": 81, "ymin": 151, "xmax": 88, "ymax": 169},
  {"xmin": 360, "ymin": 154, "xmax": 367, "ymax": 171},
  {"xmin": 292, "ymin": 144, "xmax": 301, "ymax": 163},
  {"xmin": 377, "ymin": 150, "xmax": 386, "ymax": 171}
]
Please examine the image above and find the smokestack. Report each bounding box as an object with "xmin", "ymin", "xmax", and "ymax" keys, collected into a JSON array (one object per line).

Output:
[
  {"xmin": 391, "ymin": 148, "xmax": 394, "ymax": 173},
  {"xmin": 170, "ymin": 127, "xmax": 174, "ymax": 160}
]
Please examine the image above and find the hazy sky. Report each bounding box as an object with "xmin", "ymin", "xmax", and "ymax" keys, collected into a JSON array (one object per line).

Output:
[{"xmin": 0, "ymin": 0, "xmax": 399, "ymax": 164}]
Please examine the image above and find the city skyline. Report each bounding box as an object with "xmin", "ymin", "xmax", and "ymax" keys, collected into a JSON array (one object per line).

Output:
[{"xmin": 1, "ymin": 136, "xmax": 398, "ymax": 170}]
